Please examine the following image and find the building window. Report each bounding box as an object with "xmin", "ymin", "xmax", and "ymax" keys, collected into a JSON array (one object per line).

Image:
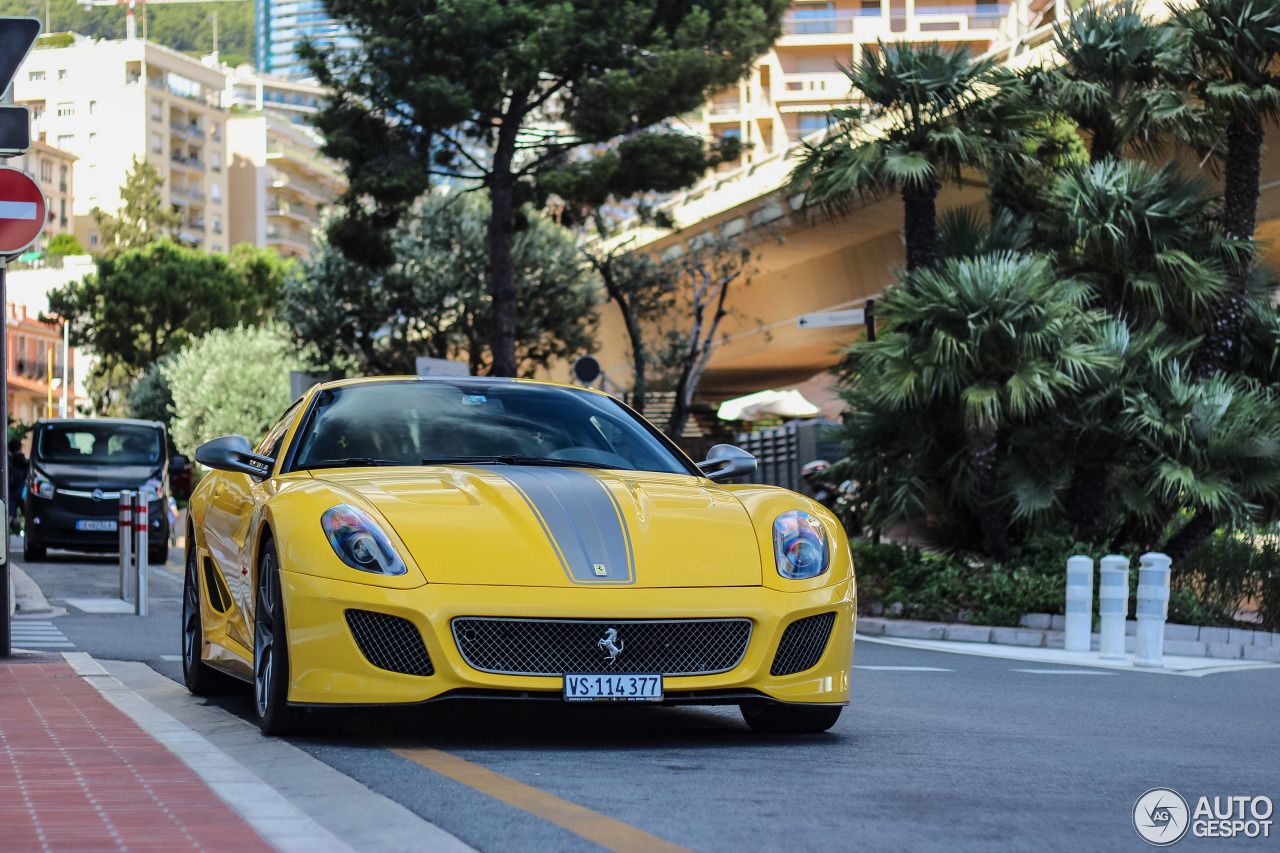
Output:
[
  {"xmin": 57, "ymin": 69, "xmax": 67, "ymax": 82},
  {"xmin": 211, "ymin": 152, "xmax": 221, "ymax": 172},
  {"xmin": 59, "ymin": 199, "xmax": 67, "ymax": 227},
  {"xmin": 212, "ymin": 216, "xmax": 222, "ymax": 234},
  {"xmin": 88, "ymin": 100, "xmax": 96, "ymax": 115},
  {"xmin": 56, "ymin": 134, "xmax": 73, "ymax": 149},
  {"xmin": 39, "ymin": 160, "xmax": 53, "ymax": 182},
  {"xmin": 56, "ymin": 102, "xmax": 74, "ymax": 117},
  {"xmin": 88, "ymin": 132, "xmax": 96, "ymax": 149},
  {"xmin": 211, "ymin": 182, "xmax": 221, "ymax": 203},
  {"xmin": 150, "ymin": 132, "xmax": 162, "ymax": 154},
  {"xmin": 89, "ymin": 233, "xmax": 98, "ymax": 247},
  {"xmin": 151, "ymin": 100, "xmax": 162, "ymax": 121},
  {"xmin": 58, "ymin": 165, "xmax": 67, "ymax": 192},
  {"xmin": 212, "ymin": 245, "xmax": 223, "ymax": 253},
  {"xmin": 29, "ymin": 102, "xmax": 44, "ymax": 120},
  {"xmin": 28, "ymin": 71, "xmax": 44, "ymax": 82}
]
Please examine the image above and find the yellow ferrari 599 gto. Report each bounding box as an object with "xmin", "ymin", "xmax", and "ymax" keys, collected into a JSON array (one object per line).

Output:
[{"xmin": 184, "ymin": 377, "xmax": 855, "ymax": 734}]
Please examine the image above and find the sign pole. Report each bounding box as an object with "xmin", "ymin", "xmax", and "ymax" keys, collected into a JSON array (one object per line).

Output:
[{"xmin": 1, "ymin": 257, "xmax": 9, "ymax": 658}]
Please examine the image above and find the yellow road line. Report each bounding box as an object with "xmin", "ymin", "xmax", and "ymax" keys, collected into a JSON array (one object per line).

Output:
[{"xmin": 389, "ymin": 745, "xmax": 692, "ymax": 853}]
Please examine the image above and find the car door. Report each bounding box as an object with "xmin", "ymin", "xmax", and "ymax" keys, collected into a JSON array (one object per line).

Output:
[{"xmin": 204, "ymin": 404, "xmax": 301, "ymax": 649}]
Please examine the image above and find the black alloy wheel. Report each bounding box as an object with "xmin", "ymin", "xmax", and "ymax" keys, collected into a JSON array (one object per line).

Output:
[
  {"xmin": 181, "ymin": 536, "xmax": 239, "ymax": 695},
  {"xmin": 22, "ymin": 534, "xmax": 45, "ymax": 562},
  {"xmin": 739, "ymin": 701, "xmax": 843, "ymax": 734},
  {"xmin": 253, "ymin": 537, "xmax": 302, "ymax": 735}
]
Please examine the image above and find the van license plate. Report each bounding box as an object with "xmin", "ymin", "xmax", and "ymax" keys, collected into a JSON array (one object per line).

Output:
[
  {"xmin": 564, "ymin": 673, "xmax": 662, "ymax": 702},
  {"xmin": 75, "ymin": 520, "xmax": 117, "ymax": 532}
]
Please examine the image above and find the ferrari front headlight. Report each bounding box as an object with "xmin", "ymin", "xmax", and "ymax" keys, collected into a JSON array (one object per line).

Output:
[
  {"xmin": 321, "ymin": 504, "xmax": 407, "ymax": 576},
  {"xmin": 31, "ymin": 470, "xmax": 54, "ymax": 499},
  {"xmin": 773, "ymin": 510, "xmax": 830, "ymax": 580}
]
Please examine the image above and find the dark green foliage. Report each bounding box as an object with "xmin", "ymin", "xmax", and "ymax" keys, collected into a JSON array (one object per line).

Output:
[
  {"xmin": 1174, "ymin": 527, "xmax": 1280, "ymax": 630},
  {"xmin": 307, "ymin": 0, "xmax": 787, "ymax": 375},
  {"xmin": 281, "ymin": 192, "xmax": 597, "ymax": 378},
  {"xmin": 1, "ymin": 1, "xmax": 253, "ymax": 67},
  {"xmin": 792, "ymin": 41, "xmax": 1004, "ymax": 272},
  {"xmin": 45, "ymin": 241, "xmax": 289, "ymax": 412}
]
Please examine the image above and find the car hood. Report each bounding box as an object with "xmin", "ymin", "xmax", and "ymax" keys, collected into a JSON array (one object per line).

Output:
[
  {"xmin": 308, "ymin": 466, "xmax": 763, "ymax": 588},
  {"xmin": 36, "ymin": 463, "xmax": 161, "ymax": 492}
]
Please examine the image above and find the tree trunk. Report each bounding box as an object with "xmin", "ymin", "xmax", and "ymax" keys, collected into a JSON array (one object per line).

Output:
[
  {"xmin": 1088, "ymin": 117, "xmax": 1118, "ymax": 164},
  {"xmin": 1163, "ymin": 510, "xmax": 1219, "ymax": 565},
  {"xmin": 1191, "ymin": 118, "xmax": 1261, "ymax": 379},
  {"xmin": 487, "ymin": 112, "xmax": 522, "ymax": 378},
  {"xmin": 598, "ymin": 260, "xmax": 648, "ymax": 414},
  {"xmin": 966, "ymin": 424, "xmax": 1009, "ymax": 562},
  {"xmin": 901, "ymin": 180, "xmax": 941, "ymax": 273}
]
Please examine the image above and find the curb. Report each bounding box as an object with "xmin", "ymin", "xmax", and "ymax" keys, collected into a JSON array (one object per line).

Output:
[{"xmin": 857, "ymin": 616, "xmax": 1280, "ymax": 662}]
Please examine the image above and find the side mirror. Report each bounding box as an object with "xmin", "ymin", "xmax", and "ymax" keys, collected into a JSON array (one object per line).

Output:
[
  {"xmin": 697, "ymin": 444, "xmax": 757, "ymax": 483},
  {"xmin": 195, "ymin": 436, "xmax": 274, "ymax": 480},
  {"xmin": 168, "ymin": 455, "xmax": 188, "ymax": 473}
]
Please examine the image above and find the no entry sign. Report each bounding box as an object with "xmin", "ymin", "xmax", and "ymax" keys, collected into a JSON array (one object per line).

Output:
[{"xmin": 0, "ymin": 166, "xmax": 45, "ymax": 258}]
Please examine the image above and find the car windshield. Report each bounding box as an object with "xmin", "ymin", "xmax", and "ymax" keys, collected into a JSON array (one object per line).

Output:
[
  {"xmin": 291, "ymin": 381, "xmax": 691, "ymax": 475},
  {"xmin": 35, "ymin": 423, "xmax": 163, "ymax": 466}
]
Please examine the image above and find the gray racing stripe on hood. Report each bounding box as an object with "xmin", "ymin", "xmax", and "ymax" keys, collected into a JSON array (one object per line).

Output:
[{"xmin": 498, "ymin": 467, "xmax": 635, "ymax": 585}]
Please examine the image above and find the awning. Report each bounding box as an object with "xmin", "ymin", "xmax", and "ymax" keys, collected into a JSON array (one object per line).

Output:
[{"xmin": 717, "ymin": 389, "xmax": 821, "ymax": 421}]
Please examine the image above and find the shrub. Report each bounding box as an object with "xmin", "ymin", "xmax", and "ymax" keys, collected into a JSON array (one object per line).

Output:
[{"xmin": 165, "ymin": 325, "xmax": 306, "ymax": 459}]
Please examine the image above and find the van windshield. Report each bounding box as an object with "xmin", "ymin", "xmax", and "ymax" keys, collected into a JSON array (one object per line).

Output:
[{"xmin": 35, "ymin": 423, "xmax": 163, "ymax": 467}]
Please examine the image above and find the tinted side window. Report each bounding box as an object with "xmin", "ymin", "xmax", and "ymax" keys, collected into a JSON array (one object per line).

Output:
[{"xmin": 256, "ymin": 402, "xmax": 301, "ymax": 461}]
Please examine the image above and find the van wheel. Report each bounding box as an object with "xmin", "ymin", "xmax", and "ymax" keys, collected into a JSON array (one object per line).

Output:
[{"xmin": 23, "ymin": 536, "xmax": 45, "ymax": 562}]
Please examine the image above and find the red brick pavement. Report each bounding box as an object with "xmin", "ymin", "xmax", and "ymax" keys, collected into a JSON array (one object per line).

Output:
[{"xmin": 0, "ymin": 655, "xmax": 276, "ymax": 853}]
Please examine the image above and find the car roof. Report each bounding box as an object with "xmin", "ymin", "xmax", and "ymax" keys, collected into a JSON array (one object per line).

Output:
[
  {"xmin": 311, "ymin": 375, "xmax": 612, "ymax": 399},
  {"xmin": 34, "ymin": 418, "xmax": 164, "ymax": 428}
]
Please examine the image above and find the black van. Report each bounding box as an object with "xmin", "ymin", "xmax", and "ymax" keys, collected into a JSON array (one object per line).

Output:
[{"xmin": 23, "ymin": 418, "xmax": 170, "ymax": 564}]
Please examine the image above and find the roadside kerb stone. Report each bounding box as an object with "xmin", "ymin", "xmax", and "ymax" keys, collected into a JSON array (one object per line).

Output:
[
  {"xmin": 1164, "ymin": 623, "xmax": 1200, "ymax": 641},
  {"xmin": 882, "ymin": 621, "xmax": 945, "ymax": 641},
  {"xmin": 991, "ymin": 628, "xmax": 1045, "ymax": 647},
  {"xmin": 1205, "ymin": 642, "xmax": 1243, "ymax": 659},
  {"xmin": 1199, "ymin": 626, "xmax": 1230, "ymax": 644},
  {"xmin": 1163, "ymin": 639, "xmax": 1207, "ymax": 657},
  {"xmin": 943, "ymin": 625, "xmax": 992, "ymax": 643},
  {"xmin": 1050, "ymin": 615, "xmax": 1065, "ymax": 631},
  {"xmin": 1019, "ymin": 614, "xmax": 1052, "ymax": 630},
  {"xmin": 1243, "ymin": 645, "xmax": 1280, "ymax": 662},
  {"xmin": 857, "ymin": 619, "xmax": 886, "ymax": 636},
  {"xmin": 1227, "ymin": 628, "xmax": 1255, "ymax": 645}
]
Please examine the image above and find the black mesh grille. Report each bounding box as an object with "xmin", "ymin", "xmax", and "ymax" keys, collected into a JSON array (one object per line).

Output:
[
  {"xmin": 53, "ymin": 492, "xmax": 117, "ymax": 516},
  {"xmin": 452, "ymin": 618, "xmax": 752, "ymax": 676},
  {"xmin": 770, "ymin": 611, "xmax": 837, "ymax": 676},
  {"xmin": 345, "ymin": 610, "xmax": 434, "ymax": 676}
]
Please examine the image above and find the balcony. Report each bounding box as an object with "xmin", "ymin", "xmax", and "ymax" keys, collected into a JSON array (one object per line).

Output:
[
  {"xmin": 708, "ymin": 103, "xmax": 743, "ymax": 117},
  {"xmin": 777, "ymin": 72, "xmax": 852, "ymax": 102},
  {"xmin": 778, "ymin": 4, "xmax": 1010, "ymax": 43}
]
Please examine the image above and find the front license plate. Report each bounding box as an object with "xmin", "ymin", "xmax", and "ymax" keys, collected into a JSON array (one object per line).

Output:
[
  {"xmin": 75, "ymin": 520, "xmax": 118, "ymax": 532},
  {"xmin": 564, "ymin": 673, "xmax": 663, "ymax": 702}
]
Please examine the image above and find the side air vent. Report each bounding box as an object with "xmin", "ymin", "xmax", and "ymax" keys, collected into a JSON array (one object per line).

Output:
[
  {"xmin": 770, "ymin": 611, "xmax": 837, "ymax": 677},
  {"xmin": 345, "ymin": 610, "xmax": 435, "ymax": 676},
  {"xmin": 202, "ymin": 557, "xmax": 231, "ymax": 614}
]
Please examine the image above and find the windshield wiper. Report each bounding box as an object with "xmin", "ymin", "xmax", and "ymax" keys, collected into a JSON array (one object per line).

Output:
[
  {"xmin": 306, "ymin": 457, "xmax": 403, "ymax": 470},
  {"xmin": 422, "ymin": 455, "xmax": 615, "ymax": 470}
]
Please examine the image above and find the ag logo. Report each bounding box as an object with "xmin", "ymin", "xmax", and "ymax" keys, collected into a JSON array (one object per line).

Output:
[{"xmin": 1134, "ymin": 788, "xmax": 1190, "ymax": 846}]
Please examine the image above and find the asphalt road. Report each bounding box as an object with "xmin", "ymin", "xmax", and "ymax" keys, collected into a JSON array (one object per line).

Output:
[{"xmin": 11, "ymin": 541, "xmax": 1279, "ymax": 852}]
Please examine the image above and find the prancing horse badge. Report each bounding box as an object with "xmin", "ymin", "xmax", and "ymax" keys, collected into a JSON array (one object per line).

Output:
[{"xmin": 593, "ymin": 563, "xmax": 607, "ymax": 576}]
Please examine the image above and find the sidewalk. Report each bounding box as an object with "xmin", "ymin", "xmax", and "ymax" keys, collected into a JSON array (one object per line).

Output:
[
  {"xmin": 0, "ymin": 647, "xmax": 476, "ymax": 853},
  {"xmin": 0, "ymin": 650, "xmax": 279, "ymax": 853}
]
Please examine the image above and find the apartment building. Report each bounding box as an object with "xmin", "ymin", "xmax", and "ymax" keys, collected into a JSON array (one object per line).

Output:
[
  {"xmin": 225, "ymin": 66, "xmax": 346, "ymax": 261},
  {"xmin": 14, "ymin": 35, "xmax": 232, "ymax": 254},
  {"xmin": 6, "ymin": 303, "xmax": 78, "ymax": 424},
  {"xmin": 684, "ymin": 0, "xmax": 1043, "ymax": 165},
  {"xmin": 11, "ymin": 139, "xmax": 77, "ymax": 255},
  {"xmin": 255, "ymin": 0, "xmax": 358, "ymax": 82}
]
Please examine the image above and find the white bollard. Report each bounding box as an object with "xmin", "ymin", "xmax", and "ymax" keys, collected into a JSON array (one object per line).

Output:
[
  {"xmin": 119, "ymin": 491, "xmax": 134, "ymax": 602},
  {"xmin": 1064, "ymin": 555, "xmax": 1094, "ymax": 652},
  {"xmin": 1133, "ymin": 552, "xmax": 1172, "ymax": 667},
  {"xmin": 134, "ymin": 492, "xmax": 148, "ymax": 618},
  {"xmin": 1098, "ymin": 554, "xmax": 1130, "ymax": 660}
]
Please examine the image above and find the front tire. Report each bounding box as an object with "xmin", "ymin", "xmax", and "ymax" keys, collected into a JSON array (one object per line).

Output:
[
  {"xmin": 253, "ymin": 537, "xmax": 302, "ymax": 735},
  {"xmin": 181, "ymin": 540, "xmax": 239, "ymax": 696},
  {"xmin": 740, "ymin": 701, "xmax": 843, "ymax": 734}
]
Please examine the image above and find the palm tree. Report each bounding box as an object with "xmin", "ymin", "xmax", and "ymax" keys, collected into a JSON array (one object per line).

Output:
[
  {"xmin": 1171, "ymin": 0, "xmax": 1280, "ymax": 377},
  {"xmin": 846, "ymin": 252, "xmax": 1116, "ymax": 559},
  {"xmin": 791, "ymin": 42, "xmax": 997, "ymax": 273},
  {"xmin": 1021, "ymin": 0, "xmax": 1194, "ymax": 164}
]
